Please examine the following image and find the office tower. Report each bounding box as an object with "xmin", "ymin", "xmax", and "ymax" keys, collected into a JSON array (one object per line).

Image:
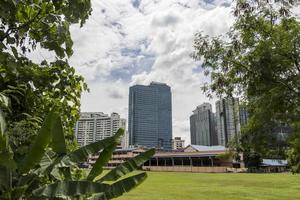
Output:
[
  {"xmin": 75, "ymin": 112, "xmax": 126, "ymax": 147},
  {"xmin": 190, "ymin": 103, "xmax": 218, "ymax": 146},
  {"xmin": 128, "ymin": 82, "xmax": 172, "ymax": 150},
  {"xmin": 172, "ymin": 137, "xmax": 185, "ymax": 150},
  {"xmin": 215, "ymin": 98, "xmax": 241, "ymax": 146}
]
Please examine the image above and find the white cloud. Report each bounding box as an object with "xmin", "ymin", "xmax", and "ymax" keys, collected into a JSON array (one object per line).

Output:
[{"xmin": 69, "ymin": 0, "xmax": 234, "ymax": 144}]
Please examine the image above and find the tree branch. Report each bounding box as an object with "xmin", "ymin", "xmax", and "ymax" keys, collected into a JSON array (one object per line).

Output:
[{"xmin": 0, "ymin": 8, "xmax": 42, "ymax": 43}]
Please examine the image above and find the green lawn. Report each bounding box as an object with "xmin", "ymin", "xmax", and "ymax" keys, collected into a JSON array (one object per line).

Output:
[{"xmin": 116, "ymin": 172, "xmax": 300, "ymax": 200}]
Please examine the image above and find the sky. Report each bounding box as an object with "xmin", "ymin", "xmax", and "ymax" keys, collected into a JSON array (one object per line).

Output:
[{"xmin": 63, "ymin": 0, "xmax": 235, "ymax": 145}]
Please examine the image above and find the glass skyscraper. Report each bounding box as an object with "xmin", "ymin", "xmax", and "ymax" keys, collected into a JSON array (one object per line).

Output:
[
  {"xmin": 190, "ymin": 103, "xmax": 218, "ymax": 146},
  {"xmin": 215, "ymin": 98, "xmax": 241, "ymax": 146},
  {"xmin": 128, "ymin": 82, "xmax": 172, "ymax": 150}
]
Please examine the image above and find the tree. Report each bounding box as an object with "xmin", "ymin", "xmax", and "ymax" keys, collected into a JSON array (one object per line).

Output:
[
  {"xmin": 0, "ymin": 105, "xmax": 155, "ymax": 199},
  {"xmin": 193, "ymin": 0, "xmax": 300, "ymax": 171},
  {"xmin": 0, "ymin": 0, "xmax": 92, "ymax": 152}
]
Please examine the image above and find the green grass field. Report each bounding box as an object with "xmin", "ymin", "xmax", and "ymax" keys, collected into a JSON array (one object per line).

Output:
[{"xmin": 116, "ymin": 172, "xmax": 300, "ymax": 200}]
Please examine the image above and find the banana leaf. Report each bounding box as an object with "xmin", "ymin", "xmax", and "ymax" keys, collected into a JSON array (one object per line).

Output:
[
  {"xmin": 0, "ymin": 166, "xmax": 11, "ymax": 190},
  {"xmin": 51, "ymin": 114, "xmax": 66, "ymax": 155},
  {"xmin": 88, "ymin": 193, "xmax": 108, "ymax": 200},
  {"xmin": 86, "ymin": 143, "xmax": 117, "ymax": 181},
  {"xmin": 105, "ymin": 172, "xmax": 147, "ymax": 199},
  {"xmin": 32, "ymin": 181, "xmax": 110, "ymax": 198},
  {"xmin": 32, "ymin": 173, "xmax": 147, "ymax": 200},
  {"xmin": 64, "ymin": 128, "xmax": 124, "ymax": 164},
  {"xmin": 86, "ymin": 129, "xmax": 124, "ymax": 181},
  {"xmin": 0, "ymin": 109, "xmax": 7, "ymax": 150},
  {"xmin": 19, "ymin": 110, "xmax": 59, "ymax": 173},
  {"xmin": 99, "ymin": 149, "xmax": 155, "ymax": 182}
]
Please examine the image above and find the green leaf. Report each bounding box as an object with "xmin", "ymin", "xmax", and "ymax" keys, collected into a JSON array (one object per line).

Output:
[
  {"xmin": 0, "ymin": 106, "xmax": 15, "ymax": 169},
  {"xmin": 88, "ymin": 193, "xmax": 107, "ymax": 200},
  {"xmin": 64, "ymin": 128, "xmax": 124, "ymax": 164},
  {"xmin": 0, "ymin": 166, "xmax": 11, "ymax": 190},
  {"xmin": 32, "ymin": 173, "xmax": 147, "ymax": 199},
  {"xmin": 86, "ymin": 129, "xmax": 124, "ymax": 181},
  {"xmin": 0, "ymin": 94, "xmax": 9, "ymax": 138},
  {"xmin": 99, "ymin": 149, "xmax": 155, "ymax": 182},
  {"xmin": 35, "ymin": 150, "xmax": 61, "ymax": 177},
  {"xmin": 0, "ymin": 149, "xmax": 16, "ymax": 169},
  {"xmin": 86, "ymin": 143, "xmax": 117, "ymax": 181},
  {"xmin": 0, "ymin": 93, "xmax": 10, "ymax": 110},
  {"xmin": 0, "ymin": 109, "xmax": 7, "ymax": 148},
  {"xmin": 19, "ymin": 110, "xmax": 59, "ymax": 173},
  {"xmin": 32, "ymin": 181, "xmax": 110, "ymax": 198},
  {"xmin": 51, "ymin": 114, "xmax": 67, "ymax": 155},
  {"xmin": 105, "ymin": 172, "xmax": 147, "ymax": 199}
]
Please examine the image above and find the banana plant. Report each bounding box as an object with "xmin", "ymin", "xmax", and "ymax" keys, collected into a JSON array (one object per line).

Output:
[{"xmin": 0, "ymin": 104, "xmax": 155, "ymax": 199}]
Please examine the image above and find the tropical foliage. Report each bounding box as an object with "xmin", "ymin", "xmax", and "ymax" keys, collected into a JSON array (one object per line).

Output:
[
  {"xmin": 193, "ymin": 0, "xmax": 300, "ymax": 170},
  {"xmin": 0, "ymin": 0, "xmax": 92, "ymax": 152},
  {"xmin": 0, "ymin": 102, "xmax": 155, "ymax": 199}
]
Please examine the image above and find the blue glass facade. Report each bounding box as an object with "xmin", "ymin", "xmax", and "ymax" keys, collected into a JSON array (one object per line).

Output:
[{"xmin": 128, "ymin": 82, "xmax": 172, "ymax": 150}]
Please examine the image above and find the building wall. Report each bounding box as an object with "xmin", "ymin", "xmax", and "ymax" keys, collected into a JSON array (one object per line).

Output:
[
  {"xmin": 121, "ymin": 131, "xmax": 129, "ymax": 148},
  {"xmin": 239, "ymin": 105, "xmax": 249, "ymax": 127},
  {"xmin": 216, "ymin": 98, "xmax": 241, "ymax": 146},
  {"xmin": 172, "ymin": 137, "xmax": 185, "ymax": 150},
  {"xmin": 142, "ymin": 166, "xmax": 229, "ymax": 173},
  {"xmin": 75, "ymin": 112, "xmax": 127, "ymax": 147},
  {"xmin": 190, "ymin": 103, "xmax": 218, "ymax": 146},
  {"xmin": 128, "ymin": 82, "xmax": 172, "ymax": 150}
]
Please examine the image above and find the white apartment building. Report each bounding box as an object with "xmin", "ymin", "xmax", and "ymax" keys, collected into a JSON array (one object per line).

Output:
[
  {"xmin": 172, "ymin": 137, "xmax": 185, "ymax": 150},
  {"xmin": 75, "ymin": 112, "xmax": 127, "ymax": 147}
]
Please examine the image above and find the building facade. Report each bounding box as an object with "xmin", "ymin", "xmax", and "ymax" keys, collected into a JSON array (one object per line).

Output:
[
  {"xmin": 121, "ymin": 131, "xmax": 129, "ymax": 149},
  {"xmin": 172, "ymin": 137, "xmax": 185, "ymax": 150},
  {"xmin": 215, "ymin": 98, "xmax": 241, "ymax": 146},
  {"xmin": 239, "ymin": 105, "xmax": 249, "ymax": 127},
  {"xmin": 128, "ymin": 82, "xmax": 172, "ymax": 150},
  {"xmin": 75, "ymin": 112, "xmax": 127, "ymax": 147},
  {"xmin": 190, "ymin": 103, "xmax": 218, "ymax": 146}
]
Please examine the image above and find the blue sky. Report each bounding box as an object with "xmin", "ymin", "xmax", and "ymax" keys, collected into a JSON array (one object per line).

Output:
[{"xmin": 68, "ymin": 0, "xmax": 234, "ymax": 144}]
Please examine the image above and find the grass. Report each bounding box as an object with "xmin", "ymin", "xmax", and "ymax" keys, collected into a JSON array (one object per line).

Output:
[{"xmin": 116, "ymin": 172, "xmax": 300, "ymax": 200}]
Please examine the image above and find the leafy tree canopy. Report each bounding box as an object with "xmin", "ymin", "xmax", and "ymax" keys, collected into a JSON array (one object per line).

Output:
[
  {"xmin": 193, "ymin": 0, "xmax": 300, "ymax": 170},
  {"xmin": 0, "ymin": 0, "xmax": 92, "ymax": 152}
]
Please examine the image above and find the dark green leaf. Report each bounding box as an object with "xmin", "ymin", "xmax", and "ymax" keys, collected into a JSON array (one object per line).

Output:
[
  {"xmin": 19, "ymin": 110, "xmax": 59, "ymax": 173},
  {"xmin": 105, "ymin": 172, "xmax": 147, "ymax": 199},
  {"xmin": 65, "ymin": 128, "xmax": 124, "ymax": 163},
  {"xmin": 86, "ymin": 129, "xmax": 124, "ymax": 181},
  {"xmin": 99, "ymin": 149, "xmax": 155, "ymax": 182},
  {"xmin": 51, "ymin": 114, "xmax": 67, "ymax": 155},
  {"xmin": 32, "ymin": 181, "xmax": 110, "ymax": 198}
]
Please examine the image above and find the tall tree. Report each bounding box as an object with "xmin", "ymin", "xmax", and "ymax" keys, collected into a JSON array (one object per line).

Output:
[
  {"xmin": 0, "ymin": 0, "xmax": 92, "ymax": 153},
  {"xmin": 193, "ymin": 0, "xmax": 300, "ymax": 171}
]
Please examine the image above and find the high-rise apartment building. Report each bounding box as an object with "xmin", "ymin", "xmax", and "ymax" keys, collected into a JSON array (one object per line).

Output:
[
  {"xmin": 190, "ymin": 103, "xmax": 218, "ymax": 146},
  {"xmin": 215, "ymin": 98, "xmax": 241, "ymax": 146},
  {"xmin": 172, "ymin": 137, "xmax": 185, "ymax": 150},
  {"xmin": 121, "ymin": 131, "xmax": 129, "ymax": 149},
  {"xmin": 75, "ymin": 112, "xmax": 127, "ymax": 147},
  {"xmin": 128, "ymin": 82, "xmax": 172, "ymax": 150}
]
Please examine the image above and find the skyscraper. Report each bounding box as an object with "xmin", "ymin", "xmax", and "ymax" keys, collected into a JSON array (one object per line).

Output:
[
  {"xmin": 215, "ymin": 98, "xmax": 241, "ymax": 146},
  {"xmin": 128, "ymin": 82, "xmax": 172, "ymax": 150},
  {"xmin": 75, "ymin": 112, "xmax": 127, "ymax": 147},
  {"xmin": 190, "ymin": 103, "xmax": 218, "ymax": 146}
]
